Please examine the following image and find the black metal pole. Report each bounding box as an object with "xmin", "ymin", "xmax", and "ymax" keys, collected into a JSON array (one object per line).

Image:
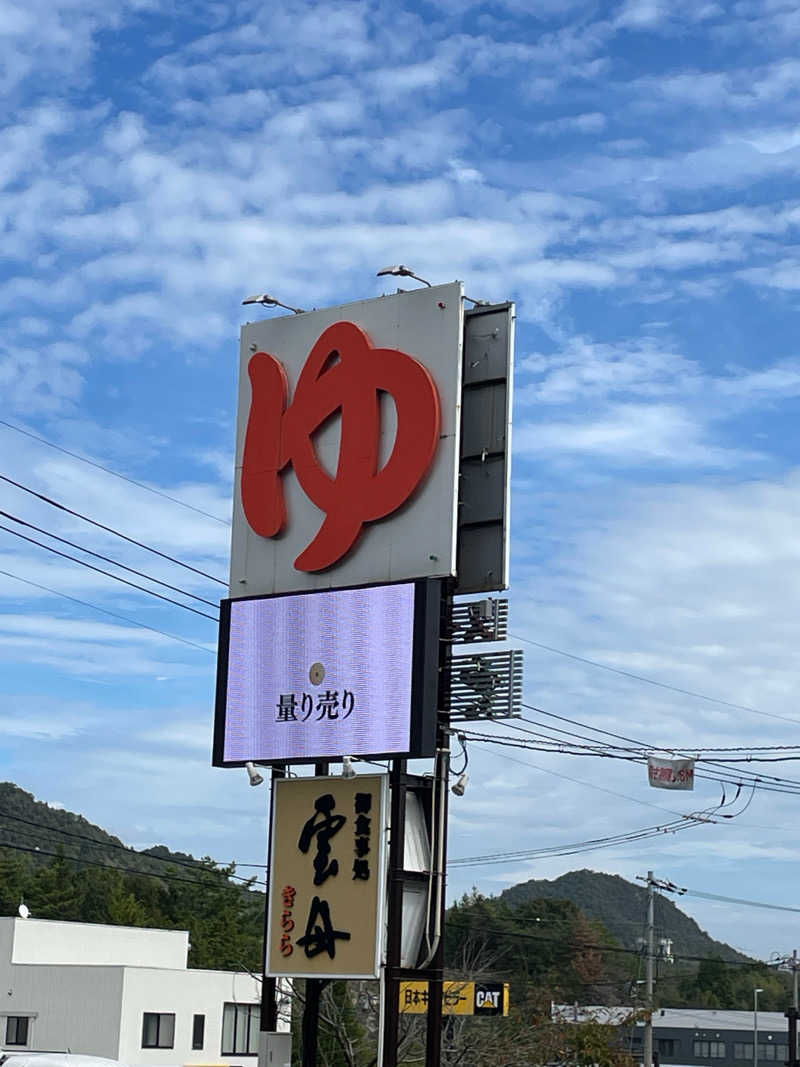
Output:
[
  {"xmin": 303, "ymin": 977, "xmax": 329, "ymax": 1067},
  {"xmin": 786, "ymin": 1009, "xmax": 797, "ymax": 1067},
  {"xmin": 261, "ymin": 764, "xmax": 285, "ymax": 1033},
  {"xmin": 300, "ymin": 761, "xmax": 330, "ymax": 1067},
  {"xmin": 425, "ymin": 586, "xmax": 453, "ymax": 1067},
  {"xmin": 424, "ymin": 740, "xmax": 450, "ymax": 1067},
  {"xmin": 382, "ymin": 758, "xmax": 408, "ymax": 1067}
]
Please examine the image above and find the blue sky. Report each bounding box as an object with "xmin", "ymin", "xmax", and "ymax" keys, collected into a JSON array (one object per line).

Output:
[{"xmin": 3, "ymin": 0, "xmax": 800, "ymax": 961}]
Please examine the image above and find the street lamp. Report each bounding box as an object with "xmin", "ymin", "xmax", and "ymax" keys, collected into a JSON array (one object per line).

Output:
[{"xmin": 754, "ymin": 988, "xmax": 764, "ymax": 1067}]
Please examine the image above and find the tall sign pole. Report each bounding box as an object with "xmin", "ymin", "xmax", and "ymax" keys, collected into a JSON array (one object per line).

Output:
[
  {"xmin": 260, "ymin": 765, "xmax": 284, "ymax": 1033},
  {"xmin": 424, "ymin": 587, "xmax": 453, "ymax": 1067}
]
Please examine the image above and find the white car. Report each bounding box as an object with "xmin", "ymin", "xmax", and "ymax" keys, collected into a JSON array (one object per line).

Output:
[{"xmin": 0, "ymin": 1057, "xmax": 133, "ymax": 1067}]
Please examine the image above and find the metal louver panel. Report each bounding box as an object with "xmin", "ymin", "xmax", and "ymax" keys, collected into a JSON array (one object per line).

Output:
[{"xmin": 449, "ymin": 649, "xmax": 523, "ymax": 721}]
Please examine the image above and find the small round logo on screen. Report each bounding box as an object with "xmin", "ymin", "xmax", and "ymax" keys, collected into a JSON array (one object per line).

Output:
[
  {"xmin": 309, "ymin": 662, "xmax": 325, "ymax": 686},
  {"xmin": 241, "ymin": 320, "xmax": 442, "ymax": 572}
]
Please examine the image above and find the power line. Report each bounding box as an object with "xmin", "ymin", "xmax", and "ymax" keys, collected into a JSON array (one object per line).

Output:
[
  {"xmin": 449, "ymin": 818, "xmax": 706, "ymax": 868},
  {"xmin": 2, "ymin": 441, "xmax": 796, "ymax": 733},
  {"xmin": 473, "ymin": 741, "xmax": 690, "ymax": 818},
  {"xmin": 0, "ymin": 522, "xmax": 219, "ymax": 622},
  {"xmin": 0, "ymin": 566, "xmax": 215, "ymax": 655},
  {"xmin": 510, "ymin": 632, "xmax": 800, "ymax": 727},
  {"xmin": 483, "ymin": 724, "xmax": 800, "ymax": 797},
  {"xmin": 0, "ymin": 419, "xmax": 230, "ymax": 526},
  {"xmin": 0, "ymin": 473, "xmax": 227, "ymax": 586},
  {"xmin": 680, "ymin": 888, "xmax": 800, "ymax": 916},
  {"xmin": 0, "ymin": 508, "xmax": 218, "ymax": 607},
  {"xmin": 0, "ymin": 836, "xmax": 264, "ymax": 891},
  {"xmin": 3, "ymin": 471, "xmax": 796, "ymax": 739},
  {"xmin": 443, "ymin": 916, "xmax": 764, "ymax": 968},
  {"xmin": 514, "ymin": 705, "xmax": 800, "ymax": 794},
  {"xmin": 0, "ymin": 808, "xmax": 258, "ymax": 885}
]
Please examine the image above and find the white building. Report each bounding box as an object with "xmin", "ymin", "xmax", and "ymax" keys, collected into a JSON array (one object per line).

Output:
[{"xmin": 0, "ymin": 917, "xmax": 264, "ymax": 1064}]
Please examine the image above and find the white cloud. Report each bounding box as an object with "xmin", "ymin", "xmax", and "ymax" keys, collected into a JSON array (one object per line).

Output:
[
  {"xmin": 739, "ymin": 258, "xmax": 800, "ymax": 290},
  {"xmin": 615, "ymin": 0, "xmax": 723, "ymax": 31},
  {"xmin": 515, "ymin": 402, "xmax": 742, "ymax": 466},
  {"xmin": 536, "ymin": 112, "xmax": 607, "ymax": 135}
]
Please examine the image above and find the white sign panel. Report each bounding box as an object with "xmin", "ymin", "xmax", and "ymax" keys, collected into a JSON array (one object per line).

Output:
[
  {"xmin": 230, "ymin": 283, "xmax": 464, "ymax": 597},
  {"xmin": 648, "ymin": 756, "xmax": 695, "ymax": 790},
  {"xmin": 213, "ymin": 581, "xmax": 439, "ymax": 765}
]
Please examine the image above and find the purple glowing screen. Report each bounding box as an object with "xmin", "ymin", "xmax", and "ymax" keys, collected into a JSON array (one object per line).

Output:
[{"xmin": 221, "ymin": 583, "xmax": 416, "ymax": 762}]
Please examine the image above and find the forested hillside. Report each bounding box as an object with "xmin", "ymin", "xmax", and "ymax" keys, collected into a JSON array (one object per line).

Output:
[
  {"xmin": 501, "ymin": 869, "xmax": 747, "ymax": 962},
  {"xmin": 0, "ymin": 781, "xmax": 263, "ymax": 972},
  {"xmin": 445, "ymin": 889, "xmax": 634, "ymax": 1005},
  {"xmin": 446, "ymin": 886, "xmax": 792, "ymax": 1011}
]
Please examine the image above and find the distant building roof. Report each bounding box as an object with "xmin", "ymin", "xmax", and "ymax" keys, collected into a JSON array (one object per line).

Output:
[
  {"xmin": 652, "ymin": 1009, "xmax": 789, "ymax": 1032},
  {"xmin": 552, "ymin": 1006, "xmax": 790, "ymax": 1032}
]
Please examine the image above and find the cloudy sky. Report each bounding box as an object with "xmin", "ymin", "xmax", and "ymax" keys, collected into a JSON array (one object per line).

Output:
[{"xmin": 3, "ymin": 0, "xmax": 800, "ymax": 963}]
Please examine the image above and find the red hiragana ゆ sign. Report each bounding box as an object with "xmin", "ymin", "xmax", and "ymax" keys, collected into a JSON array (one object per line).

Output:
[{"xmin": 242, "ymin": 321, "xmax": 441, "ymax": 572}]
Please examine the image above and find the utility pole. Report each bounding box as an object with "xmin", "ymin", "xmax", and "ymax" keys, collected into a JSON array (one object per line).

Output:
[
  {"xmin": 644, "ymin": 870, "xmax": 655, "ymax": 1067},
  {"xmin": 784, "ymin": 950, "xmax": 798, "ymax": 1067},
  {"xmin": 637, "ymin": 870, "xmax": 684, "ymax": 1067}
]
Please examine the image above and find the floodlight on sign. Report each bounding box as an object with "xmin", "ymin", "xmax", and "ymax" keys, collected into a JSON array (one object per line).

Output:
[{"xmin": 213, "ymin": 579, "xmax": 441, "ymax": 766}]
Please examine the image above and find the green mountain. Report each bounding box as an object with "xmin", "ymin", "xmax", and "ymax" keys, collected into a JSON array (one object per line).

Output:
[
  {"xmin": 0, "ymin": 781, "xmax": 217, "ymax": 878},
  {"xmin": 500, "ymin": 869, "xmax": 749, "ymax": 963},
  {"xmin": 0, "ymin": 781, "xmax": 264, "ymax": 971}
]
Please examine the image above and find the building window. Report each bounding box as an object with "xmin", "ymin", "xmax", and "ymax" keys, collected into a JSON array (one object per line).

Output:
[
  {"xmin": 193, "ymin": 1014, "xmax": 206, "ymax": 1051},
  {"xmin": 141, "ymin": 1012, "xmax": 175, "ymax": 1049},
  {"xmin": 694, "ymin": 1041, "xmax": 725, "ymax": 1058},
  {"xmin": 735, "ymin": 1043, "xmax": 754, "ymax": 1060},
  {"xmin": 776, "ymin": 1047, "xmax": 789, "ymax": 1063},
  {"xmin": 659, "ymin": 1039, "xmax": 677, "ymax": 1056},
  {"xmin": 5, "ymin": 1016, "xmax": 29, "ymax": 1046},
  {"xmin": 222, "ymin": 1003, "xmax": 260, "ymax": 1055},
  {"xmin": 762, "ymin": 1044, "xmax": 777, "ymax": 1061}
]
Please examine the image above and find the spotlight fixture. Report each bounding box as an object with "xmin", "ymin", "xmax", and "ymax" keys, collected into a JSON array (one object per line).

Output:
[
  {"xmin": 245, "ymin": 761, "xmax": 264, "ymax": 787},
  {"xmin": 242, "ymin": 292, "xmax": 306, "ymax": 314},
  {"xmin": 451, "ymin": 772, "xmax": 469, "ymax": 797},
  {"xmin": 376, "ymin": 264, "xmax": 432, "ymax": 288},
  {"xmin": 342, "ymin": 756, "xmax": 357, "ymax": 779}
]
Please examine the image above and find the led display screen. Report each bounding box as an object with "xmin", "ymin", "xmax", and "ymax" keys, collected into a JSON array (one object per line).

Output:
[{"xmin": 213, "ymin": 580, "xmax": 439, "ymax": 765}]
